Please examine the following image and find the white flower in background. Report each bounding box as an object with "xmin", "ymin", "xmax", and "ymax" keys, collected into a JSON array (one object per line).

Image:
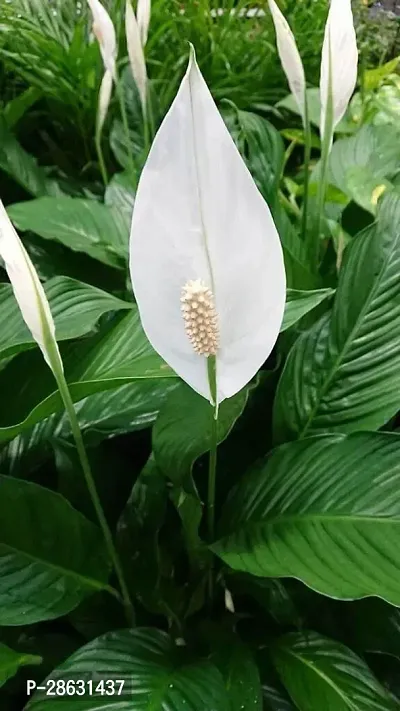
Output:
[
  {"xmin": 126, "ymin": 0, "xmax": 148, "ymax": 112},
  {"xmin": 268, "ymin": 0, "xmax": 306, "ymax": 124},
  {"xmin": 320, "ymin": 0, "xmax": 358, "ymax": 142},
  {"xmin": 0, "ymin": 200, "xmax": 63, "ymax": 375},
  {"xmin": 137, "ymin": 0, "xmax": 151, "ymax": 47},
  {"xmin": 87, "ymin": 0, "xmax": 117, "ymax": 133},
  {"xmin": 129, "ymin": 48, "xmax": 286, "ymax": 405}
]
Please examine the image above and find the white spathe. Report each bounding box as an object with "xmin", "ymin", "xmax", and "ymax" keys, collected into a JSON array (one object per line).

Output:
[
  {"xmin": 0, "ymin": 200, "xmax": 63, "ymax": 374},
  {"xmin": 125, "ymin": 0, "xmax": 148, "ymax": 111},
  {"xmin": 320, "ymin": 0, "xmax": 358, "ymax": 140},
  {"xmin": 268, "ymin": 0, "xmax": 306, "ymax": 124},
  {"xmin": 97, "ymin": 69, "xmax": 114, "ymax": 134},
  {"xmin": 137, "ymin": 0, "xmax": 151, "ymax": 46},
  {"xmin": 129, "ymin": 49, "xmax": 286, "ymax": 404},
  {"xmin": 87, "ymin": 0, "xmax": 117, "ymax": 80}
]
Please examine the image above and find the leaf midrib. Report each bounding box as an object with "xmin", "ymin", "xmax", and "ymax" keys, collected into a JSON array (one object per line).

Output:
[
  {"xmin": 299, "ymin": 227, "xmax": 400, "ymax": 438},
  {"xmin": 235, "ymin": 513, "xmax": 400, "ymax": 532},
  {"xmin": 0, "ymin": 541, "xmax": 108, "ymax": 592}
]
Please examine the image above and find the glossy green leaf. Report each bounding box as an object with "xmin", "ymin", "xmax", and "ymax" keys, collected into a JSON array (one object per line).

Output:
[
  {"xmin": 0, "ymin": 311, "xmax": 176, "ymax": 443},
  {"xmin": 0, "ymin": 380, "xmax": 178, "ymax": 477},
  {"xmin": 3, "ymin": 87, "xmax": 42, "ymax": 128},
  {"xmin": 105, "ymin": 171, "xmax": 135, "ymax": 236},
  {"xmin": 153, "ymin": 381, "xmax": 250, "ymax": 554},
  {"xmin": 271, "ymin": 632, "xmax": 397, "ymax": 710},
  {"xmin": 0, "ymin": 643, "xmax": 41, "ymax": 687},
  {"xmin": 26, "ymin": 628, "xmax": 229, "ymax": 710},
  {"xmin": 214, "ymin": 432, "xmax": 400, "ymax": 605},
  {"xmin": 282, "ymin": 289, "xmax": 334, "ymax": 331},
  {"xmin": 7, "ymin": 197, "xmax": 128, "ymax": 268},
  {"xmin": 0, "ymin": 116, "xmax": 60, "ymax": 197},
  {"xmin": 0, "ymin": 476, "xmax": 110, "ymax": 625},
  {"xmin": 236, "ymin": 110, "xmax": 284, "ymax": 207},
  {"xmin": 323, "ymin": 125, "xmax": 400, "ymax": 213},
  {"xmin": 0, "ymin": 276, "xmax": 132, "ymax": 362},
  {"xmin": 274, "ymin": 192, "xmax": 400, "ymax": 441},
  {"xmin": 153, "ymin": 382, "xmax": 250, "ymax": 486}
]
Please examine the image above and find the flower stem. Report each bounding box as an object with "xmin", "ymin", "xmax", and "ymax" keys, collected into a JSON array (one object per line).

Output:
[
  {"xmin": 51, "ymin": 356, "xmax": 134, "ymax": 627},
  {"xmin": 301, "ymin": 102, "xmax": 312, "ymax": 244},
  {"xmin": 207, "ymin": 356, "xmax": 218, "ymax": 601},
  {"xmin": 95, "ymin": 129, "xmax": 109, "ymax": 187},
  {"xmin": 116, "ymin": 74, "xmax": 136, "ymax": 179}
]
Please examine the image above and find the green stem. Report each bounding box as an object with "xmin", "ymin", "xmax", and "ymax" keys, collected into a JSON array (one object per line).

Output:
[
  {"xmin": 313, "ymin": 44, "xmax": 334, "ymax": 271},
  {"xmin": 116, "ymin": 74, "xmax": 136, "ymax": 178},
  {"xmin": 301, "ymin": 103, "xmax": 312, "ymax": 244},
  {"xmin": 207, "ymin": 356, "xmax": 218, "ymax": 601},
  {"xmin": 50, "ymin": 352, "xmax": 134, "ymax": 627},
  {"xmin": 95, "ymin": 129, "xmax": 109, "ymax": 187}
]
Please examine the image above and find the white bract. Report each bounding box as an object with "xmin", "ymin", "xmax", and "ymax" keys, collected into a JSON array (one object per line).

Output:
[
  {"xmin": 0, "ymin": 200, "xmax": 63, "ymax": 375},
  {"xmin": 129, "ymin": 49, "xmax": 286, "ymax": 405},
  {"xmin": 268, "ymin": 0, "xmax": 306, "ymax": 124},
  {"xmin": 320, "ymin": 0, "xmax": 358, "ymax": 141},
  {"xmin": 87, "ymin": 0, "xmax": 117, "ymax": 79},
  {"xmin": 87, "ymin": 0, "xmax": 117, "ymax": 132},
  {"xmin": 137, "ymin": 0, "xmax": 151, "ymax": 46},
  {"xmin": 126, "ymin": 0, "xmax": 147, "ymax": 112}
]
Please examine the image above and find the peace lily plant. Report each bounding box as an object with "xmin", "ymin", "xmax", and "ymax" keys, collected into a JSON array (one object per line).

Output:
[
  {"xmin": 129, "ymin": 47, "xmax": 286, "ymax": 543},
  {"xmin": 268, "ymin": 0, "xmax": 358, "ymax": 266},
  {"xmin": 0, "ymin": 200, "xmax": 134, "ymax": 627}
]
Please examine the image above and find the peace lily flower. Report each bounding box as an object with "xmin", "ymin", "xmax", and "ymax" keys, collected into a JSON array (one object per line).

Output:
[
  {"xmin": 0, "ymin": 200, "xmax": 63, "ymax": 376},
  {"xmin": 137, "ymin": 0, "xmax": 151, "ymax": 47},
  {"xmin": 125, "ymin": 0, "xmax": 148, "ymax": 113},
  {"xmin": 320, "ymin": 0, "xmax": 358, "ymax": 144},
  {"xmin": 129, "ymin": 48, "xmax": 286, "ymax": 405},
  {"xmin": 267, "ymin": 0, "xmax": 306, "ymax": 124},
  {"xmin": 87, "ymin": 0, "xmax": 117, "ymax": 133}
]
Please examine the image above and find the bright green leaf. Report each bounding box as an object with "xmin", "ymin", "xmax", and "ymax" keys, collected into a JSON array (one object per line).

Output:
[
  {"xmin": 0, "ymin": 311, "xmax": 176, "ymax": 444},
  {"xmin": 274, "ymin": 192, "xmax": 400, "ymax": 440},
  {"xmin": 0, "ymin": 276, "xmax": 132, "ymax": 362},
  {"xmin": 26, "ymin": 628, "xmax": 229, "ymax": 710},
  {"xmin": 0, "ymin": 476, "xmax": 110, "ymax": 625},
  {"xmin": 214, "ymin": 432, "xmax": 400, "ymax": 605},
  {"xmin": 271, "ymin": 632, "xmax": 397, "ymax": 710},
  {"xmin": 282, "ymin": 289, "xmax": 334, "ymax": 331},
  {"xmin": 0, "ymin": 642, "xmax": 41, "ymax": 687},
  {"xmin": 7, "ymin": 197, "xmax": 128, "ymax": 268}
]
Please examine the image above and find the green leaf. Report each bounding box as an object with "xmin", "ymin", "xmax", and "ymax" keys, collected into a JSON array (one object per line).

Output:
[
  {"xmin": 274, "ymin": 192, "xmax": 400, "ymax": 441},
  {"xmin": 282, "ymin": 289, "xmax": 334, "ymax": 331},
  {"xmin": 323, "ymin": 125, "xmax": 400, "ymax": 213},
  {"xmin": 281, "ymin": 128, "xmax": 321, "ymax": 149},
  {"xmin": 364, "ymin": 58, "xmax": 400, "ymax": 91},
  {"xmin": 153, "ymin": 382, "xmax": 250, "ymax": 486},
  {"xmin": 26, "ymin": 628, "xmax": 229, "ymax": 710},
  {"xmin": 0, "ymin": 276, "xmax": 132, "ymax": 362},
  {"xmin": 0, "ymin": 476, "xmax": 110, "ymax": 625},
  {"xmin": 209, "ymin": 632, "xmax": 262, "ymax": 711},
  {"xmin": 0, "ymin": 642, "xmax": 41, "ymax": 687},
  {"xmin": 236, "ymin": 110, "xmax": 284, "ymax": 207},
  {"xmin": 153, "ymin": 381, "xmax": 250, "ymax": 554},
  {"xmin": 3, "ymin": 87, "xmax": 42, "ymax": 128},
  {"xmin": 214, "ymin": 432, "xmax": 400, "ymax": 605},
  {"xmin": 271, "ymin": 632, "xmax": 397, "ymax": 711},
  {"xmin": 105, "ymin": 172, "xmax": 135, "ymax": 237},
  {"xmin": 0, "ymin": 311, "xmax": 176, "ymax": 444},
  {"xmin": 0, "ymin": 116, "xmax": 60, "ymax": 197},
  {"xmin": 7, "ymin": 197, "xmax": 128, "ymax": 268}
]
